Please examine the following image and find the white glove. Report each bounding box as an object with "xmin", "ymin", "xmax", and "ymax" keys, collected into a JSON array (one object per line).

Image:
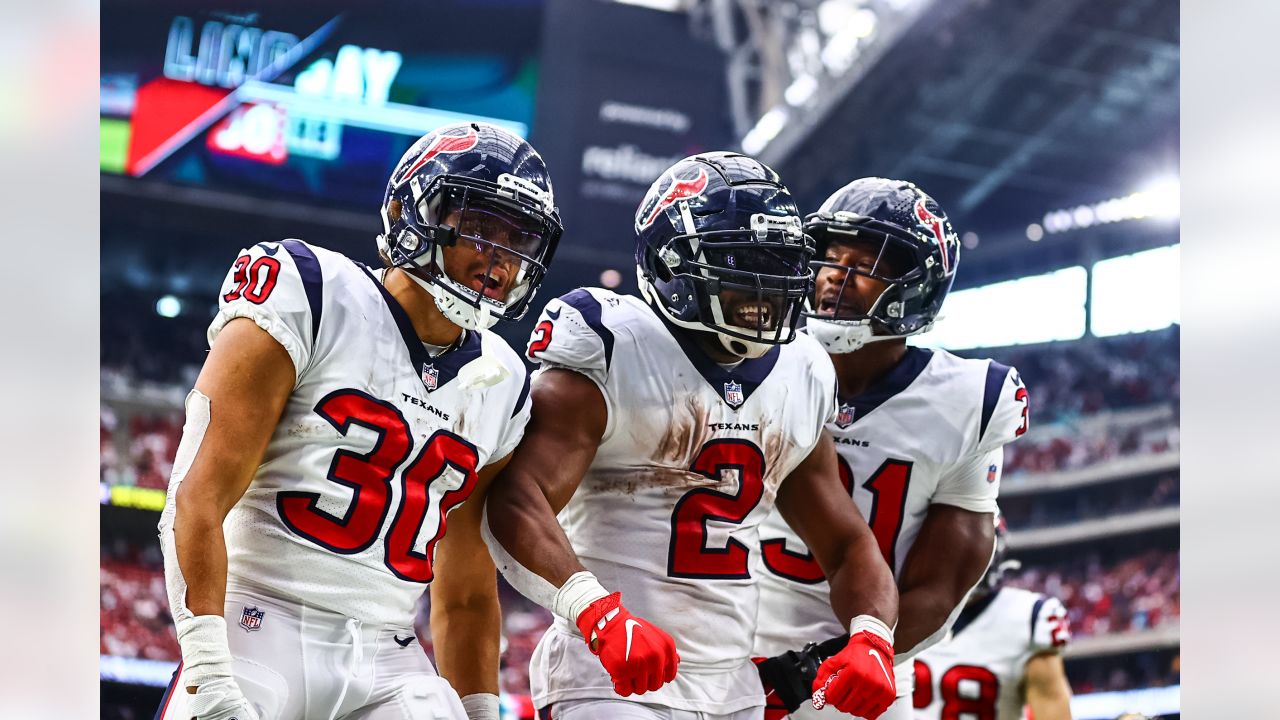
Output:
[
  {"xmin": 186, "ymin": 676, "xmax": 261, "ymax": 720},
  {"xmin": 460, "ymin": 693, "xmax": 500, "ymax": 720},
  {"xmin": 176, "ymin": 616, "xmax": 260, "ymax": 720}
]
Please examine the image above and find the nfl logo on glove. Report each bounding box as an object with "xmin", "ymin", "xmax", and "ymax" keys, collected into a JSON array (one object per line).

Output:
[
  {"xmin": 724, "ymin": 380, "xmax": 744, "ymax": 409},
  {"xmin": 240, "ymin": 606, "xmax": 265, "ymax": 632}
]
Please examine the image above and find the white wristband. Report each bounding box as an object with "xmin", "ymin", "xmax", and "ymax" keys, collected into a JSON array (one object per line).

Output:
[
  {"xmin": 177, "ymin": 614, "xmax": 234, "ymax": 689},
  {"xmin": 552, "ymin": 571, "xmax": 610, "ymax": 625},
  {"xmin": 849, "ymin": 614, "xmax": 894, "ymax": 646},
  {"xmin": 460, "ymin": 692, "xmax": 500, "ymax": 720}
]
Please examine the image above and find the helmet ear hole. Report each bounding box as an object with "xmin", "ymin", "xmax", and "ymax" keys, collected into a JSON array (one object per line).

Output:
[{"xmin": 387, "ymin": 199, "xmax": 403, "ymax": 223}]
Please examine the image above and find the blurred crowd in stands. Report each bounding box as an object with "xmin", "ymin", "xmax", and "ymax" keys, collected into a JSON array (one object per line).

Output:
[
  {"xmin": 1007, "ymin": 547, "xmax": 1180, "ymax": 640},
  {"xmin": 961, "ymin": 326, "xmax": 1179, "ymax": 426},
  {"xmin": 100, "ymin": 540, "xmax": 178, "ymax": 661}
]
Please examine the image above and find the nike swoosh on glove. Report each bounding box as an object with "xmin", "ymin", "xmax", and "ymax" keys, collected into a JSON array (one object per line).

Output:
[
  {"xmin": 187, "ymin": 677, "xmax": 262, "ymax": 720},
  {"xmin": 575, "ymin": 592, "xmax": 679, "ymax": 696},
  {"xmin": 810, "ymin": 629, "xmax": 896, "ymax": 719}
]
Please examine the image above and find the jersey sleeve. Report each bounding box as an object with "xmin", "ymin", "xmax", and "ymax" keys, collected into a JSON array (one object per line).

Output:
[
  {"xmin": 491, "ymin": 368, "xmax": 532, "ymax": 461},
  {"xmin": 524, "ymin": 288, "xmax": 618, "ymax": 438},
  {"xmin": 975, "ymin": 361, "xmax": 1030, "ymax": 455},
  {"xmin": 932, "ymin": 446, "xmax": 1003, "ymax": 513},
  {"xmin": 207, "ymin": 241, "xmax": 321, "ymax": 384},
  {"xmin": 1030, "ymin": 595, "xmax": 1071, "ymax": 653}
]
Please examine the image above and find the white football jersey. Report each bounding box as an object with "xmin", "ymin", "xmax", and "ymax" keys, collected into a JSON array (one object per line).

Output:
[
  {"xmin": 755, "ymin": 347, "xmax": 1029, "ymax": 668},
  {"xmin": 911, "ymin": 587, "xmax": 1071, "ymax": 720},
  {"xmin": 524, "ymin": 288, "xmax": 837, "ymax": 714},
  {"xmin": 204, "ymin": 240, "xmax": 531, "ymax": 627}
]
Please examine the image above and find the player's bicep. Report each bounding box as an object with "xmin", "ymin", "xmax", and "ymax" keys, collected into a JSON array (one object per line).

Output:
[
  {"xmin": 183, "ymin": 317, "xmax": 295, "ymax": 516},
  {"xmin": 776, "ymin": 432, "xmax": 872, "ymax": 573},
  {"xmin": 897, "ymin": 505, "xmax": 994, "ymax": 597},
  {"xmin": 504, "ymin": 368, "xmax": 607, "ymax": 511}
]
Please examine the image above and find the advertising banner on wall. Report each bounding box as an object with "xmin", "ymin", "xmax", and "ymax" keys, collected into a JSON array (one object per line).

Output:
[{"xmin": 533, "ymin": 0, "xmax": 732, "ymax": 293}]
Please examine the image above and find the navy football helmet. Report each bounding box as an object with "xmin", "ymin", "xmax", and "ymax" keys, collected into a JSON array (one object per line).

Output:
[
  {"xmin": 804, "ymin": 177, "xmax": 958, "ymax": 353},
  {"xmin": 635, "ymin": 152, "xmax": 814, "ymax": 358},
  {"xmin": 378, "ymin": 122, "xmax": 563, "ymax": 330}
]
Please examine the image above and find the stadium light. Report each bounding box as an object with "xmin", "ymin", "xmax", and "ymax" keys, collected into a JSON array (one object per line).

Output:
[
  {"xmin": 910, "ymin": 266, "xmax": 1087, "ymax": 350},
  {"xmin": 1026, "ymin": 223, "xmax": 1044, "ymax": 241},
  {"xmin": 156, "ymin": 295, "xmax": 182, "ymax": 318},
  {"xmin": 1090, "ymin": 244, "xmax": 1180, "ymax": 337},
  {"xmin": 599, "ymin": 269, "xmax": 623, "ymax": 289},
  {"xmin": 741, "ymin": 106, "xmax": 789, "ymax": 154},
  {"xmin": 612, "ymin": 0, "xmax": 685, "ymax": 11},
  {"xmin": 784, "ymin": 73, "xmax": 819, "ymax": 107},
  {"xmin": 1041, "ymin": 178, "xmax": 1180, "ymax": 234}
]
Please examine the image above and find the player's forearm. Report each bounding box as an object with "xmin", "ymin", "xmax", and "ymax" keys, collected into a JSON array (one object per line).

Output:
[
  {"xmin": 891, "ymin": 586, "xmax": 955, "ymax": 656},
  {"xmin": 173, "ymin": 486, "xmax": 230, "ymax": 617},
  {"xmin": 1025, "ymin": 653, "xmax": 1074, "ymax": 720},
  {"xmin": 826, "ymin": 535, "xmax": 898, "ymax": 629},
  {"xmin": 431, "ymin": 593, "xmax": 502, "ymax": 696},
  {"xmin": 485, "ymin": 472, "xmax": 586, "ymax": 586}
]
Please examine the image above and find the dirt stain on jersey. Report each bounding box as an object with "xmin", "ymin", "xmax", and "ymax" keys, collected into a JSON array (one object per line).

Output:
[
  {"xmin": 287, "ymin": 420, "xmax": 334, "ymax": 439},
  {"xmin": 759, "ymin": 416, "xmax": 788, "ymax": 504},
  {"xmin": 653, "ymin": 395, "xmax": 712, "ymax": 465}
]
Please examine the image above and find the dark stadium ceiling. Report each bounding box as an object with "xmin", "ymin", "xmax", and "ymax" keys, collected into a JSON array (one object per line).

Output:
[{"xmin": 763, "ymin": 0, "xmax": 1179, "ymax": 269}]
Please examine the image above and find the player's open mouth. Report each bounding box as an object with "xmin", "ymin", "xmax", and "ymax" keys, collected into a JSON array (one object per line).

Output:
[
  {"xmin": 733, "ymin": 302, "xmax": 774, "ymax": 330},
  {"xmin": 817, "ymin": 294, "xmax": 862, "ymax": 317},
  {"xmin": 472, "ymin": 272, "xmax": 506, "ymax": 299}
]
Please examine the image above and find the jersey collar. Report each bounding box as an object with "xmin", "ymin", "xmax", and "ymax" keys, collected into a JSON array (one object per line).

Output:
[
  {"xmin": 839, "ymin": 346, "xmax": 933, "ymax": 420},
  {"xmin": 362, "ymin": 265, "xmax": 484, "ymax": 392},
  {"xmin": 647, "ymin": 301, "xmax": 781, "ymax": 410}
]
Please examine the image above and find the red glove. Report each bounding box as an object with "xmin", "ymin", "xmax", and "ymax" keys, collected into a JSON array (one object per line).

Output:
[
  {"xmin": 576, "ymin": 592, "xmax": 680, "ymax": 696},
  {"xmin": 752, "ymin": 657, "xmax": 792, "ymax": 720},
  {"xmin": 811, "ymin": 622, "xmax": 896, "ymax": 719}
]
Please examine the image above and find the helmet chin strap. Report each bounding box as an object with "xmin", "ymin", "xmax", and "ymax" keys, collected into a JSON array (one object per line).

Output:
[
  {"xmin": 393, "ymin": 249, "xmax": 501, "ymax": 332},
  {"xmin": 806, "ymin": 317, "xmax": 887, "ymax": 354},
  {"xmin": 717, "ymin": 333, "xmax": 772, "ymax": 359},
  {"xmin": 640, "ymin": 273, "xmax": 775, "ymax": 360}
]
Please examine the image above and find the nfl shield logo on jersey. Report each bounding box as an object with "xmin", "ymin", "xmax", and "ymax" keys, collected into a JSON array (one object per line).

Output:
[
  {"xmin": 239, "ymin": 606, "xmax": 265, "ymax": 632},
  {"xmin": 724, "ymin": 380, "xmax": 744, "ymax": 409},
  {"xmin": 422, "ymin": 364, "xmax": 439, "ymax": 392},
  {"xmin": 835, "ymin": 403, "xmax": 855, "ymax": 429}
]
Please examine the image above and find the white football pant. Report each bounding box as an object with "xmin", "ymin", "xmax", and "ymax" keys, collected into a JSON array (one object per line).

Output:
[{"xmin": 155, "ymin": 587, "xmax": 466, "ymax": 720}]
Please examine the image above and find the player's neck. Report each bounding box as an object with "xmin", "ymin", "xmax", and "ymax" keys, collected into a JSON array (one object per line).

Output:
[
  {"xmin": 383, "ymin": 267, "xmax": 466, "ymax": 347},
  {"xmin": 830, "ymin": 339, "xmax": 909, "ymax": 400}
]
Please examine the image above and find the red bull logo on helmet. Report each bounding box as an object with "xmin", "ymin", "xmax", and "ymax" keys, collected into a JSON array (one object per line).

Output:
[
  {"xmin": 639, "ymin": 166, "xmax": 709, "ymax": 230},
  {"xmin": 396, "ymin": 126, "xmax": 480, "ymax": 187}
]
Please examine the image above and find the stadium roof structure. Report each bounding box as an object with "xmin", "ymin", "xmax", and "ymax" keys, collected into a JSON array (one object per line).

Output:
[{"xmin": 749, "ymin": 0, "xmax": 1178, "ymax": 282}]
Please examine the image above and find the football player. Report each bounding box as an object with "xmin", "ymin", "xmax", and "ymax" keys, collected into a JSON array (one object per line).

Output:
[
  {"xmin": 481, "ymin": 152, "xmax": 900, "ymax": 720},
  {"xmin": 752, "ymin": 178, "xmax": 1031, "ymax": 720},
  {"xmin": 155, "ymin": 122, "xmax": 562, "ymax": 720},
  {"xmin": 911, "ymin": 518, "xmax": 1073, "ymax": 720}
]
